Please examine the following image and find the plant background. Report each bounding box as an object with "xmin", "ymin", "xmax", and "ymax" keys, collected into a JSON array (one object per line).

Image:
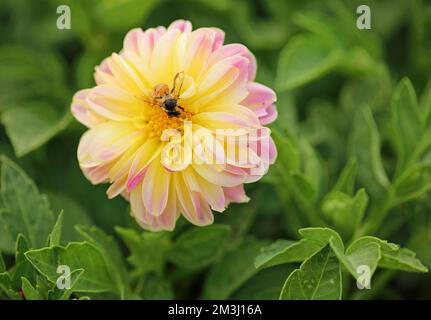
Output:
[{"xmin": 1, "ymin": 0, "xmax": 431, "ymax": 300}]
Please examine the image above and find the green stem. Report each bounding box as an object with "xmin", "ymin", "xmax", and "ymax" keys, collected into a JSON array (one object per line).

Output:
[
  {"xmin": 354, "ymin": 189, "xmax": 394, "ymax": 239},
  {"xmin": 286, "ymin": 181, "xmax": 326, "ymax": 228},
  {"xmin": 133, "ymin": 276, "xmax": 145, "ymax": 295},
  {"xmin": 276, "ymin": 163, "xmax": 324, "ymax": 229},
  {"xmin": 275, "ymin": 187, "xmax": 303, "ymax": 236}
]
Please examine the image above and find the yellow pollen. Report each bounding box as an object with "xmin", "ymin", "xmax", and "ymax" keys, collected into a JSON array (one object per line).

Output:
[{"xmin": 133, "ymin": 102, "xmax": 193, "ymax": 139}]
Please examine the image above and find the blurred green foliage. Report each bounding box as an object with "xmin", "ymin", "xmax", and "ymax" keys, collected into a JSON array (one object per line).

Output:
[{"xmin": 1, "ymin": 0, "xmax": 431, "ymax": 300}]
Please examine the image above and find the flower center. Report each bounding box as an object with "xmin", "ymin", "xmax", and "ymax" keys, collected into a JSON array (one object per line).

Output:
[{"xmin": 133, "ymin": 102, "xmax": 193, "ymax": 139}]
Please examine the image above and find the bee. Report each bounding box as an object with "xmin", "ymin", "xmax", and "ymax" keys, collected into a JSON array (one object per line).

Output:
[{"xmin": 147, "ymin": 71, "xmax": 185, "ymax": 117}]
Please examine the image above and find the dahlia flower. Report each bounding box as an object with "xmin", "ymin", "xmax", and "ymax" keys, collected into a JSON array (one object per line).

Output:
[{"xmin": 71, "ymin": 20, "xmax": 277, "ymax": 231}]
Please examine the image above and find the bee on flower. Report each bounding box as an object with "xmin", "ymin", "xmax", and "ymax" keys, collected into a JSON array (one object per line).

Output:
[{"xmin": 71, "ymin": 20, "xmax": 277, "ymax": 231}]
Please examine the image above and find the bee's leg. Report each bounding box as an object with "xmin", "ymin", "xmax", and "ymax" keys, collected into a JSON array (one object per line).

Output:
[
  {"xmin": 167, "ymin": 110, "xmax": 181, "ymax": 118},
  {"xmin": 177, "ymin": 105, "xmax": 184, "ymax": 111},
  {"xmin": 142, "ymin": 98, "xmax": 158, "ymax": 106}
]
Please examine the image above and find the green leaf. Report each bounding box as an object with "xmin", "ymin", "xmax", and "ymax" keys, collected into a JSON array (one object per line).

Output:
[
  {"xmin": 0, "ymin": 46, "xmax": 45, "ymax": 84},
  {"xmin": 293, "ymin": 11, "xmax": 347, "ymax": 47},
  {"xmin": 93, "ymin": 0, "xmax": 160, "ymax": 32},
  {"xmin": 0, "ymin": 216, "xmax": 15, "ymax": 253},
  {"xmin": 409, "ymin": 225, "xmax": 431, "ymax": 269},
  {"xmin": 48, "ymin": 269, "xmax": 84, "ymax": 300},
  {"xmin": 391, "ymin": 78, "xmax": 424, "ymax": 175},
  {"xmin": 46, "ymin": 192, "xmax": 93, "ymax": 243},
  {"xmin": 321, "ymin": 189, "xmax": 368, "ymax": 238},
  {"xmin": 75, "ymin": 225, "xmax": 129, "ymax": 295},
  {"xmin": 392, "ymin": 162, "xmax": 431, "ymax": 205},
  {"xmin": 75, "ymin": 50, "xmax": 107, "ymax": 89},
  {"xmin": 345, "ymin": 242, "xmax": 381, "ymax": 278},
  {"xmin": 140, "ymin": 274, "xmax": 174, "ymax": 300},
  {"xmin": 255, "ymin": 239, "xmax": 322, "ymax": 269},
  {"xmin": 48, "ymin": 211, "xmax": 64, "ymax": 247},
  {"xmin": 0, "ymin": 273, "xmax": 16, "ymax": 300},
  {"xmin": 293, "ymin": 6, "xmax": 381, "ymax": 59},
  {"xmin": 1, "ymin": 102, "xmax": 71, "ymax": 157},
  {"xmin": 0, "ymin": 251, "xmax": 5, "ymax": 273},
  {"xmin": 202, "ymin": 239, "xmax": 267, "ymax": 299},
  {"xmin": 340, "ymin": 64, "xmax": 391, "ymax": 112},
  {"xmin": 279, "ymin": 245, "xmax": 342, "ymax": 300},
  {"xmin": 216, "ymin": 199, "xmax": 259, "ymax": 247},
  {"xmin": 0, "ymin": 272, "xmax": 10, "ymax": 287},
  {"xmin": 232, "ymin": 265, "xmax": 294, "ymax": 300},
  {"xmin": 347, "ymin": 236, "xmax": 399, "ymax": 253},
  {"xmin": 21, "ymin": 277, "xmax": 42, "ymax": 300},
  {"xmin": 422, "ymin": 79, "xmax": 431, "ymax": 128},
  {"xmin": 10, "ymin": 234, "xmax": 35, "ymax": 290},
  {"xmin": 330, "ymin": 238, "xmax": 381, "ymax": 281},
  {"xmin": 290, "ymin": 173, "xmax": 317, "ymax": 203},
  {"xmin": 269, "ymin": 130, "xmax": 301, "ymax": 190},
  {"xmin": 339, "ymin": 47, "xmax": 377, "ymax": 75},
  {"xmin": 168, "ymin": 225, "xmax": 231, "ymax": 269},
  {"xmin": 230, "ymin": 0, "xmax": 287, "ymax": 50},
  {"xmin": 276, "ymin": 34, "xmax": 342, "ymax": 91},
  {"xmin": 379, "ymin": 248, "xmax": 428, "ymax": 273},
  {"xmin": 191, "ymin": 0, "xmax": 231, "ymax": 11},
  {"xmin": 0, "ymin": 288, "xmax": 21, "ymax": 300},
  {"xmin": 271, "ymin": 129, "xmax": 300, "ymax": 173},
  {"xmin": 300, "ymin": 138, "xmax": 323, "ymax": 197},
  {"xmin": 425, "ymin": 98, "xmax": 431, "ymax": 127},
  {"xmin": 0, "ymin": 45, "xmax": 65, "ymax": 100},
  {"xmin": 256, "ymin": 227, "xmax": 344, "ymax": 269},
  {"xmin": 344, "ymin": 236, "xmax": 427, "ymax": 275},
  {"xmin": 333, "ymin": 158, "xmax": 357, "ymax": 195},
  {"xmin": 298, "ymin": 227, "xmax": 344, "ymax": 252},
  {"xmin": 115, "ymin": 227, "xmax": 170, "ymax": 278},
  {"xmin": 25, "ymin": 242, "xmax": 118, "ymax": 293},
  {"xmin": 349, "ymin": 106, "xmax": 389, "ymax": 197},
  {"xmin": 31, "ymin": 275, "xmax": 51, "ymax": 300},
  {"xmin": 0, "ymin": 156, "xmax": 54, "ymax": 248}
]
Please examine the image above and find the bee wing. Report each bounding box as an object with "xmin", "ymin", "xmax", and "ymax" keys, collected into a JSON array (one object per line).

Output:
[{"xmin": 171, "ymin": 71, "xmax": 185, "ymax": 98}]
